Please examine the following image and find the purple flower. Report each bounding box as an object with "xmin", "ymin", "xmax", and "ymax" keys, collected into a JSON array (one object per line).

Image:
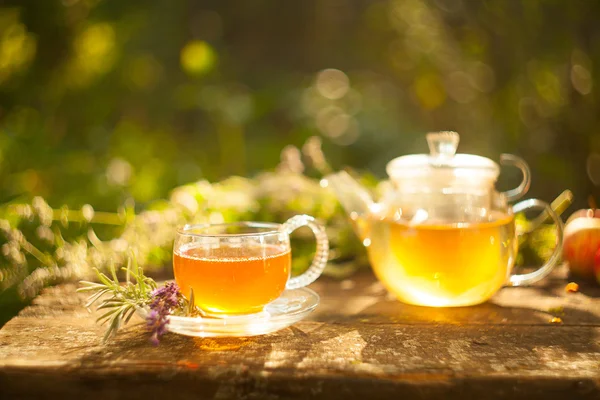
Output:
[
  {"xmin": 146, "ymin": 282, "xmax": 181, "ymax": 345},
  {"xmin": 151, "ymin": 282, "xmax": 180, "ymax": 308}
]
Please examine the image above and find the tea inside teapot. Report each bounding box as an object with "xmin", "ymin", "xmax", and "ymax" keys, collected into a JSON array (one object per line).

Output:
[{"xmin": 362, "ymin": 209, "xmax": 516, "ymax": 307}]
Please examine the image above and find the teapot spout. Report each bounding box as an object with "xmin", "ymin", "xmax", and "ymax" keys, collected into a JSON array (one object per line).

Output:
[{"xmin": 323, "ymin": 171, "xmax": 374, "ymax": 240}]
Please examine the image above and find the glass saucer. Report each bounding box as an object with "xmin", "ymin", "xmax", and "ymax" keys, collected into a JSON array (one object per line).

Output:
[{"xmin": 138, "ymin": 287, "xmax": 319, "ymax": 338}]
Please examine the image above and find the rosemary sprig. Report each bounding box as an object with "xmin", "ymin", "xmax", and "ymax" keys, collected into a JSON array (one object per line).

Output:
[
  {"xmin": 178, "ymin": 287, "xmax": 206, "ymax": 318},
  {"xmin": 77, "ymin": 251, "xmax": 204, "ymax": 344},
  {"xmin": 77, "ymin": 252, "xmax": 158, "ymax": 343}
]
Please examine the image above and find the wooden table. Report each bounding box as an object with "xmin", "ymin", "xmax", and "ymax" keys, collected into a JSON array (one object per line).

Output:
[{"xmin": 1, "ymin": 266, "xmax": 599, "ymax": 400}]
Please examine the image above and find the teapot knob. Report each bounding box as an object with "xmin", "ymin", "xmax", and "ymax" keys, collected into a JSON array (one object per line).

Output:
[{"xmin": 426, "ymin": 131, "xmax": 459, "ymax": 160}]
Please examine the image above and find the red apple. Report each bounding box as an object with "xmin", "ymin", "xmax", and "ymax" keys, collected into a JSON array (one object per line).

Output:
[{"xmin": 563, "ymin": 209, "xmax": 600, "ymax": 280}]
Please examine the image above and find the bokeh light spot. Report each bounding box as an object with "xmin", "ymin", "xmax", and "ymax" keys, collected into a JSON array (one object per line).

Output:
[
  {"xmin": 445, "ymin": 71, "xmax": 476, "ymax": 103},
  {"xmin": 316, "ymin": 107, "xmax": 350, "ymax": 138},
  {"xmin": 341, "ymin": 89, "xmax": 363, "ymax": 115},
  {"xmin": 181, "ymin": 40, "xmax": 216, "ymax": 76},
  {"xmin": 332, "ymin": 118, "xmax": 359, "ymax": 146},
  {"xmin": 106, "ymin": 157, "xmax": 132, "ymax": 187},
  {"xmin": 123, "ymin": 54, "xmax": 162, "ymax": 90},
  {"xmin": 532, "ymin": 69, "xmax": 563, "ymax": 107},
  {"xmin": 315, "ymin": 69, "xmax": 350, "ymax": 100},
  {"xmin": 66, "ymin": 22, "xmax": 116, "ymax": 88},
  {"xmin": 412, "ymin": 73, "xmax": 446, "ymax": 109},
  {"xmin": 301, "ymin": 87, "xmax": 328, "ymax": 116},
  {"xmin": 221, "ymin": 86, "xmax": 254, "ymax": 124},
  {"xmin": 470, "ymin": 62, "xmax": 495, "ymax": 92},
  {"xmin": 518, "ymin": 97, "xmax": 539, "ymax": 128},
  {"xmin": 571, "ymin": 64, "xmax": 592, "ymax": 95},
  {"xmin": 0, "ymin": 12, "xmax": 37, "ymax": 85},
  {"xmin": 587, "ymin": 153, "xmax": 600, "ymax": 186}
]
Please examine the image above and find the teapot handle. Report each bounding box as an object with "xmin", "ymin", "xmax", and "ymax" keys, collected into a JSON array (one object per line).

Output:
[
  {"xmin": 500, "ymin": 154, "xmax": 531, "ymax": 202},
  {"xmin": 508, "ymin": 199, "xmax": 564, "ymax": 287}
]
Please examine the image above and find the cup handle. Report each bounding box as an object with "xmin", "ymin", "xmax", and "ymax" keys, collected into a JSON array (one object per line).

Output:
[
  {"xmin": 281, "ymin": 215, "xmax": 329, "ymax": 289},
  {"xmin": 508, "ymin": 199, "xmax": 564, "ymax": 287}
]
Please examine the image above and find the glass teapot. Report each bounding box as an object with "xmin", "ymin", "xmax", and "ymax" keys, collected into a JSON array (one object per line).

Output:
[{"xmin": 324, "ymin": 131, "xmax": 563, "ymax": 307}]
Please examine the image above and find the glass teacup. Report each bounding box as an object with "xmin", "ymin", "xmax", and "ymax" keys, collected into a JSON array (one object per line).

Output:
[{"xmin": 173, "ymin": 215, "xmax": 328, "ymax": 316}]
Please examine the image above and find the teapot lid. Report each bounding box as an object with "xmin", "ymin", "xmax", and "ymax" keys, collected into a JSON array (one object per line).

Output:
[{"xmin": 386, "ymin": 131, "xmax": 500, "ymax": 185}]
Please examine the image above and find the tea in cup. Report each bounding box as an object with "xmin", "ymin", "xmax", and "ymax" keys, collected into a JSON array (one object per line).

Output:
[{"xmin": 173, "ymin": 215, "xmax": 328, "ymax": 315}]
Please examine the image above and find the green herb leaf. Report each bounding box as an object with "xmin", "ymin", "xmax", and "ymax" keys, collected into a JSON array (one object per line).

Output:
[{"xmin": 78, "ymin": 254, "xmax": 157, "ymax": 343}]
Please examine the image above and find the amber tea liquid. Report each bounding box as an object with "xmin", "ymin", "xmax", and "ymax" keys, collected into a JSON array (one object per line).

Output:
[
  {"xmin": 366, "ymin": 211, "xmax": 517, "ymax": 307},
  {"xmin": 173, "ymin": 244, "xmax": 291, "ymax": 314}
]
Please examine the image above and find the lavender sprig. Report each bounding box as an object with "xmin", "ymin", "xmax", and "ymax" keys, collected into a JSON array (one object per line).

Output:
[{"xmin": 146, "ymin": 282, "xmax": 181, "ymax": 345}]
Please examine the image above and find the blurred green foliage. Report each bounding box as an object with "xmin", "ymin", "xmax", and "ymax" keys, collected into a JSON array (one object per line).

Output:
[
  {"xmin": 0, "ymin": 0, "xmax": 599, "ymax": 324},
  {"xmin": 0, "ymin": 0, "xmax": 598, "ymax": 211}
]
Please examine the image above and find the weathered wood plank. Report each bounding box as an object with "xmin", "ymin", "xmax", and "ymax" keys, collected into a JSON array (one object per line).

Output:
[
  {"xmin": 309, "ymin": 265, "xmax": 600, "ymax": 326},
  {"xmin": 1, "ymin": 266, "xmax": 599, "ymax": 400}
]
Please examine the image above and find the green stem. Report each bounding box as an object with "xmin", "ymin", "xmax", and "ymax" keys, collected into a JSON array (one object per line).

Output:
[
  {"xmin": 20, "ymin": 240, "xmax": 56, "ymax": 267},
  {"xmin": 526, "ymin": 189, "xmax": 573, "ymax": 232}
]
